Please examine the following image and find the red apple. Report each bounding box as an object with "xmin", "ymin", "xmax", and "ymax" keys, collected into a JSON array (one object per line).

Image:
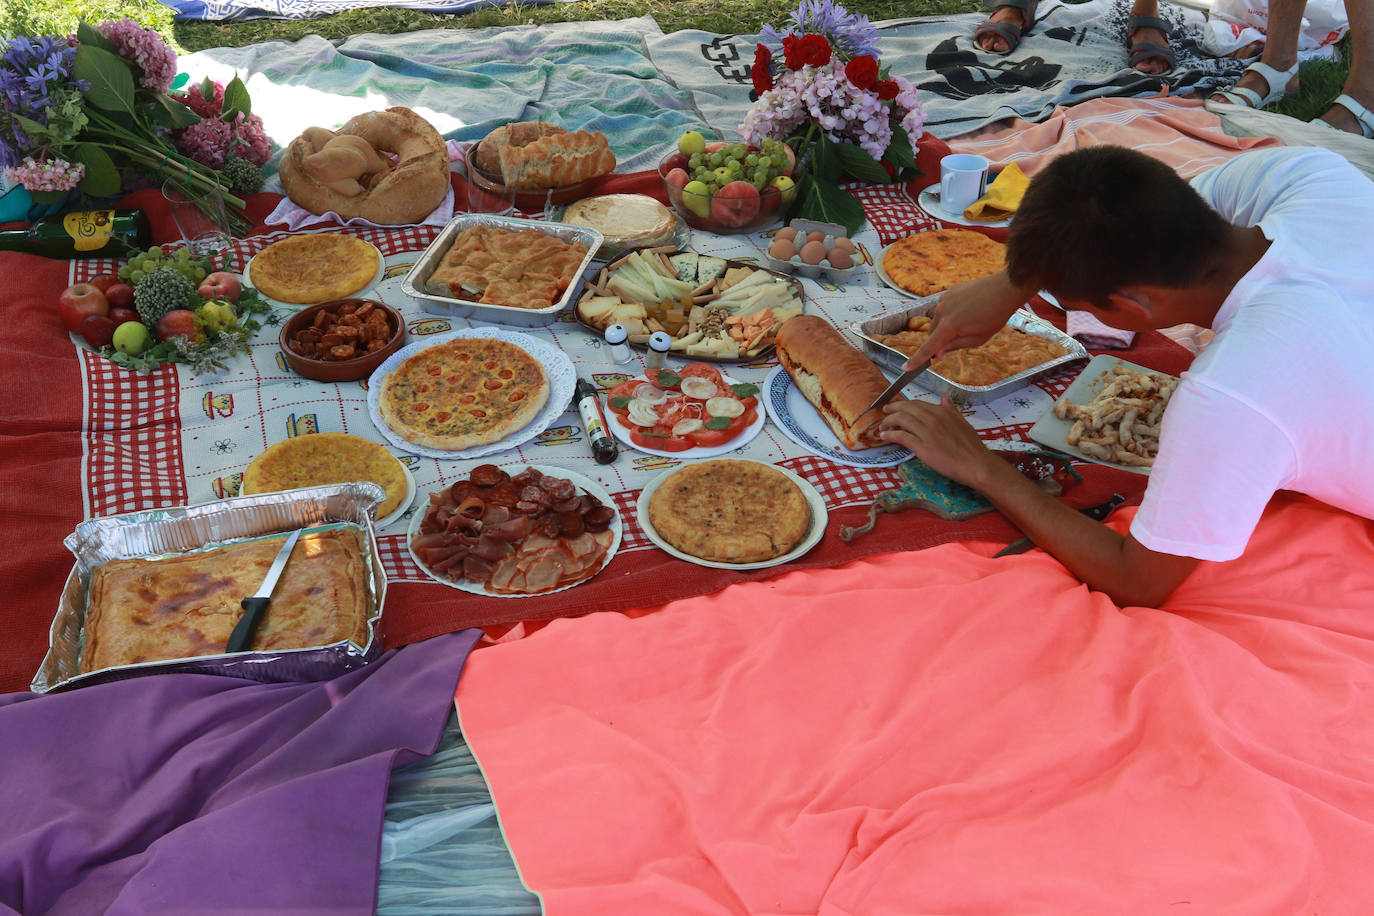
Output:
[
  {"xmin": 662, "ymin": 152, "xmax": 689, "ymax": 174},
  {"xmin": 109, "ymin": 307, "xmax": 139, "ymax": 327},
  {"xmin": 780, "ymin": 144, "xmax": 797, "ymax": 177},
  {"xmin": 198, "ymin": 272, "xmax": 242, "ymax": 303},
  {"xmin": 58, "ymin": 284, "xmax": 110, "ymax": 332},
  {"xmin": 105, "ymin": 283, "xmax": 135, "ymax": 310},
  {"xmin": 88, "ymin": 273, "xmax": 120, "ymax": 294},
  {"xmin": 80, "ymin": 314, "xmax": 117, "ymax": 349},
  {"xmin": 664, "ymin": 167, "xmax": 690, "ymax": 209},
  {"xmin": 710, "ymin": 180, "xmax": 762, "ymax": 228},
  {"xmin": 156, "ymin": 309, "xmax": 202, "ymax": 343},
  {"xmin": 705, "ymin": 141, "xmax": 728, "ymax": 153}
]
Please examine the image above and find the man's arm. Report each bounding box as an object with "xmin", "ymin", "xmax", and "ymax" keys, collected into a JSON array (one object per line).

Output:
[
  {"xmin": 904, "ymin": 269, "xmax": 1039, "ymax": 367},
  {"xmin": 879, "ymin": 396, "xmax": 1200, "ymax": 607}
]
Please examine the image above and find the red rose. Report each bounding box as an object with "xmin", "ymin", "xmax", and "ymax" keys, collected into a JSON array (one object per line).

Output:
[
  {"xmin": 844, "ymin": 55, "xmax": 879, "ymax": 90},
  {"xmin": 875, "ymin": 79, "xmax": 900, "ymax": 100},
  {"xmin": 781, "ymin": 35, "xmax": 805, "ymax": 70},
  {"xmin": 799, "ymin": 34, "xmax": 831, "ymax": 68},
  {"xmin": 752, "ymin": 44, "xmax": 774, "ymax": 93}
]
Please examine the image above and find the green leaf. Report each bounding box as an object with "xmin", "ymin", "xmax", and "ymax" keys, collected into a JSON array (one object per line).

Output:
[
  {"xmin": 76, "ymin": 22, "xmax": 116, "ymax": 53},
  {"xmin": 656, "ymin": 370, "xmax": 682, "ymax": 389},
  {"xmin": 704, "ymin": 416, "xmax": 731, "ymax": 430},
  {"xmin": 74, "ymin": 143, "xmax": 120, "ymax": 197},
  {"xmin": 148, "ymin": 92, "xmax": 201, "ymax": 130},
  {"xmin": 729, "ymin": 382, "xmax": 760, "ymax": 398},
  {"xmin": 29, "ymin": 189, "xmax": 70, "ymax": 205},
  {"xmin": 74, "ymin": 45, "xmax": 136, "ymax": 114},
  {"xmin": 221, "ymin": 76, "xmax": 251, "ymax": 121},
  {"xmin": 883, "ymin": 125, "xmax": 917, "ymax": 175},
  {"xmin": 797, "ymin": 177, "xmax": 866, "ymax": 237},
  {"xmin": 609, "ymin": 396, "xmax": 633, "ymax": 408},
  {"xmin": 832, "ymin": 141, "xmax": 890, "ymax": 184},
  {"xmin": 810, "ymin": 134, "xmax": 842, "ymax": 183}
]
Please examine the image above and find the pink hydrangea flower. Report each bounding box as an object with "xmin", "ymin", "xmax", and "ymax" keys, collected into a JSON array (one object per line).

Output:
[
  {"xmin": 174, "ymin": 111, "xmax": 271, "ymax": 169},
  {"xmin": 177, "ymin": 81, "xmax": 225, "ymax": 119},
  {"xmin": 230, "ymin": 112, "xmax": 271, "ymax": 166},
  {"xmin": 5, "ymin": 156, "xmax": 85, "ymax": 192},
  {"xmin": 97, "ymin": 18, "xmax": 177, "ymax": 93}
]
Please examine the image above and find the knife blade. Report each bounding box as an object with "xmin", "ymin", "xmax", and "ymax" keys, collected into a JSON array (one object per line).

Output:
[
  {"xmin": 992, "ymin": 493, "xmax": 1126, "ymax": 558},
  {"xmin": 226, "ymin": 528, "xmax": 303, "ymax": 653},
  {"xmin": 856, "ymin": 358, "xmax": 932, "ymax": 422}
]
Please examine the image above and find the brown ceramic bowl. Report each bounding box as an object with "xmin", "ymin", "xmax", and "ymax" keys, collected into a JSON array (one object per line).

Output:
[{"xmin": 278, "ymin": 298, "xmax": 407, "ymax": 383}]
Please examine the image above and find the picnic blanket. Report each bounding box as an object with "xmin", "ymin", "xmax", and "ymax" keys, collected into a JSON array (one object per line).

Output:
[
  {"xmin": 0, "ymin": 628, "xmax": 479, "ymax": 915},
  {"xmin": 179, "ymin": 17, "xmax": 706, "ymax": 176},
  {"xmin": 161, "ymin": 0, "xmax": 549, "ymax": 22},
  {"xmin": 648, "ymin": 0, "xmax": 1250, "ymax": 141},
  {"xmin": 456, "ymin": 495, "xmax": 1374, "ymax": 914}
]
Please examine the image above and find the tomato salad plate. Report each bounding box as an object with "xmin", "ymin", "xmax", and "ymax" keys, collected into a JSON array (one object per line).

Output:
[
  {"xmin": 407, "ymin": 463, "xmax": 622, "ymax": 597},
  {"xmin": 601, "ymin": 362, "xmax": 766, "ymax": 458}
]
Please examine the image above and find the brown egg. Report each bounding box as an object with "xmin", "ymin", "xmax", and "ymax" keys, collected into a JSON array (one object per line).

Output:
[
  {"xmin": 832, "ymin": 237, "xmax": 856, "ymax": 253},
  {"xmin": 806, "ymin": 231, "xmax": 827, "ymax": 245},
  {"xmin": 770, "ymin": 238, "xmax": 798, "ymax": 260},
  {"xmin": 799, "ymin": 240, "xmax": 827, "ymax": 265},
  {"xmin": 826, "ymin": 249, "xmax": 854, "ymax": 269},
  {"xmin": 775, "ymin": 227, "xmax": 798, "ymax": 243}
]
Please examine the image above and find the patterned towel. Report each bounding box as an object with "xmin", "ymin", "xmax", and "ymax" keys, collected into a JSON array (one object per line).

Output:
[{"xmin": 163, "ymin": 0, "xmax": 550, "ymax": 23}]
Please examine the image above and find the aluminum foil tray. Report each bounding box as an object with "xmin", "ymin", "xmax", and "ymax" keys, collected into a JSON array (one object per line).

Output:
[
  {"xmin": 851, "ymin": 298, "xmax": 1089, "ymax": 405},
  {"xmin": 34, "ymin": 482, "xmax": 389, "ymax": 693},
  {"xmin": 400, "ymin": 213, "xmax": 604, "ymax": 327}
]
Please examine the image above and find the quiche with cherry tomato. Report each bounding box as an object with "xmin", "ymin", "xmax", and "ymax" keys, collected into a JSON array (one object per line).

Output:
[
  {"xmin": 379, "ymin": 338, "xmax": 549, "ymax": 450},
  {"xmin": 604, "ymin": 362, "xmax": 760, "ymax": 453}
]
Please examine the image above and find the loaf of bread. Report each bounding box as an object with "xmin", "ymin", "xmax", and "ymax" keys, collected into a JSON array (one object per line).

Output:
[
  {"xmin": 775, "ymin": 315, "xmax": 895, "ymax": 450},
  {"xmin": 482, "ymin": 125, "xmax": 615, "ymax": 190},
  {"xmin": 472, "ymin": 121, "xmax": 566, "ymax": 175}
]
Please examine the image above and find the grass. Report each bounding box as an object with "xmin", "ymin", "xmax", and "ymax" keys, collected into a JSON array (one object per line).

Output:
[{"xmin": 3, "ymin": 0, "xmax": 1350, "ymax": 120}]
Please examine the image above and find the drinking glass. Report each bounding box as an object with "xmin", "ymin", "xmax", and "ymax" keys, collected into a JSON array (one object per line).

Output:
[{"xmin": 162, "ymin": 180, "xmax": 232, "ymax": 264}]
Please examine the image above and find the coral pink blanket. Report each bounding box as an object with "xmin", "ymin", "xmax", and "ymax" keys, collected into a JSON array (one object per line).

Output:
[{"xmin": 458, "ymin": 495, "xmax": 1374, "ymax": 913}]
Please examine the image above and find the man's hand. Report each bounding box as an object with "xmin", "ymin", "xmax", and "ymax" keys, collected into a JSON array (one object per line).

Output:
[
  {"xmin": 878, "ymin": 394, "xmax": 1000, "ymax": 488},
  {"xmin": 905, "ymin": 269, "xmax": 1039, "ymax": 370}
]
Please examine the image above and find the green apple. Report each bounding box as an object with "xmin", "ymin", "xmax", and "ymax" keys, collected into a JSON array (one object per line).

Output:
[
  {"xmin": 677, "ymin": 131, "xmax": 706, "ymax": 156},
  {"xmin": 681, "ymin": 180, "xmax": 712, "ymax": 218},
  {"xmin": 770, "ymin": 174, "xmax": 798, "ymax": 205},
  {"xmin": 112, "ymin": 320, "xmax": 151, "ymax": 355}
]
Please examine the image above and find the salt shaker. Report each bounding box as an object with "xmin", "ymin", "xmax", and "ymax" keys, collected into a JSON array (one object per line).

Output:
[
  {"xmin": 645, "ymin": 331, "xmax": 672, "ymax": 372},
  {"xmin": 604, "ymin": 323, "xmax": 632, "ymax": 364}
]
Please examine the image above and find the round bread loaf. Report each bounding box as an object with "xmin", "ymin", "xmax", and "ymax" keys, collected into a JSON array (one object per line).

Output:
[
  {"xmin": 279, "ymin": 107, "xmax": 450, "ymax": 225},
  {"xmin": 473, "ymin": 122, "xmax": 567, "ymax": 175}
]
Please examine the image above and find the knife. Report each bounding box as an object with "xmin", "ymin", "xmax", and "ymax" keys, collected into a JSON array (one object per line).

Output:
[
  {"xmin": 226, "ymin": 528, "xmax": 303, "ymax": 653},
  {"xmin": 992, "ymin": 493, "xmax": 1126, "ymax": 558},
  {"xmin": 856, "ymin": 357, "xmax": 933, "ymax": 422}
]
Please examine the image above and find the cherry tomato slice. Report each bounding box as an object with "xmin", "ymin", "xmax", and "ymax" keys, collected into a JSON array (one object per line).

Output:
[{"xmin": 678, "ymin": 363, "xmax": 725, "ymax": 385}]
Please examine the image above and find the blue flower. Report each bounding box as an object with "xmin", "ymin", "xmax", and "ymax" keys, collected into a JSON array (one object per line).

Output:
[{"xmin": 761, "ymin": 0, "xmax": 882, "ymax": 61}]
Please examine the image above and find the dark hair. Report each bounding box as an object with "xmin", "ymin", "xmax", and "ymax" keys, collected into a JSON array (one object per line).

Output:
[{"xmin": 1005, "ymin": 146, "xmax": 1230, "ymax": 305}]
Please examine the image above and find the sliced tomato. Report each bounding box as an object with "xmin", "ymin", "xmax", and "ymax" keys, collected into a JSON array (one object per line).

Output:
[
  {"xmin": 678, "ymin": 362, "xmax": 725, "ymax": 385},
  {"xmin": 630, "ymin": 429, "xmax": 695, "ymax": 451},
  {"xmin": 686, "ymin": 405, "xmax": 757, "ymax": 448},
  {"xmin": 657, "ymin": 397, "xmax": 704, "ymax": 428}
]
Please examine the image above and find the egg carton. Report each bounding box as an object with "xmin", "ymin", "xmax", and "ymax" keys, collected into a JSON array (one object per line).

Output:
[{"xmin": 758, "ymin": 218, "xmax": 859, "ymax": 284}]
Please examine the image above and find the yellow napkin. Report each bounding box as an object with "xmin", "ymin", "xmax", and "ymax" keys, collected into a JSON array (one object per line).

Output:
[{"xmin": 963, "ymin": 161, "xmax": 1028, "ymax": 223}]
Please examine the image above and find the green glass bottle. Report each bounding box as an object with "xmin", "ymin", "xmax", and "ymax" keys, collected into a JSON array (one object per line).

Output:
[{"xmin": 0, "ymin": 209, "xmax": 152, "ymax": 260}]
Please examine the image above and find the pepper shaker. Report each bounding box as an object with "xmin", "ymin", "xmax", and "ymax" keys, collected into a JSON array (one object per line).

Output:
[
  {"xmin": 604, "ymin": 323, "xmax": 632, "ymax": 364},
  {"xmin": 645, "ymin": 331, "xmax": 672, "ymax": 372}
]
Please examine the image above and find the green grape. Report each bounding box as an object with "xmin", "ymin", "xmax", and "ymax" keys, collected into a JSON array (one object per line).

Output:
[
  {"xmin": 130, "ymin": 269, "xmax": 146, "ymax": 283},
  {"xmin": 727, "ymin": 144, "xmax": 747, "ymax": 159},
  {"xmin": 174, "ymin": 248, "xmax": 191, "ymax": 262},
  {"xmin": 688, "ymin": 153, "xmax": 704, "ymax": 169},
  {"xmin": 191, "ymin": 267, "xmax": 206, "ymax": 282},
  {"xmin": 146, "ymin": 246, "xmax": 163, "ymax": 259},
  {"xmin": 745, "ymin": 153, "xmax": 759, "ymax": 167},
  {"xmin": 712, "ymin": 166, "xmax": 732, "ymax": 184},
  {"xmin": 753, "ymin": 168, "xmax": 770, "ymax": 187},
  {"xmin": 707, "ymin": 151, "xmax": 724, "ymax": 168},
  {"xmin": 725, "ymin": 159, "xmax": 742, "ymax": 173},
  {"xmin": 756, "ymin": 155, "xmax": 774, "ymax": 170}
]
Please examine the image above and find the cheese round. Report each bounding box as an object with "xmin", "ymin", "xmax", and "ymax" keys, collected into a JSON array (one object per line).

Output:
[{"xmin": 562, "ymin": 194, "xmax": 678, "ymax": 254}]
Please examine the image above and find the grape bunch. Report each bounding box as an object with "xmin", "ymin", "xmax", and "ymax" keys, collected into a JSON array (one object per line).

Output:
[
  {"xmin": 684, "ymin": 138, "xmax": 791, "ymax": 197},
  {"xmin": 118, "ymin": 246, "xmax": 211, "ymax": 287}
]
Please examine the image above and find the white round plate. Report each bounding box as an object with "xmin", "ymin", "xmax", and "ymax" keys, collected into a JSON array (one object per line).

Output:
[
  {"xmin": 915, "ymin": 185, "xmax": 1012, "ymax": 230},
  {"xmin": 374, "ymin": 463, "xmax": 417, "ymax": 530},
  {"xmin": 245, "ymin": 239, "xmax": 386, "ymax": 309},
  {"xmin": 603, "ymin": 373, "xmax": 766, "ymax": 459},
  {"xmin": 762, "ymin": 365, "xmax": 912, "ymax": 468},
  {"xmin": 636, "ymin": 460, "xmax": 828, "ymax": 570},
  {"xmin": 366, "ymin": 328, "xmax": 576, "ymax": 460},
  {"xmin": 407, "ymin": 464, "xmax": 623, "ymax": 596}
]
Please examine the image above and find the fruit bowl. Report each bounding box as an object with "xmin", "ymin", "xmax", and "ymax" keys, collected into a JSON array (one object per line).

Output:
[
  {"xmin": 658, "ymin": 142, "xmax": 802, "ymax": 235},
  {"xmin": 279, "ymin": 299, "xmax": 406, "ymax": 383}
]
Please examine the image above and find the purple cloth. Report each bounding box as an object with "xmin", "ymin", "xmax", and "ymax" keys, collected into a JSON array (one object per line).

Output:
[{"xmin": 0, "ymin": 629, "xmax": 481, "ymax": 915}]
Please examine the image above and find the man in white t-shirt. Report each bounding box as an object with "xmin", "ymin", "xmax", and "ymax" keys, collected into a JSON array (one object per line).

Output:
[{"xmin": 879, "ymin": 145, "xmax": 1374, "ymax": 607}]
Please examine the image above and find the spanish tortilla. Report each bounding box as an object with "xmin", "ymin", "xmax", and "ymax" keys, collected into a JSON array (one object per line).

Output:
[
  {"xmin": 242, "ymin": 432, "xmax": 409, "ymax": 518},
  {"xmin": 249, "ymin": 234, "xmax": 381, "ymax": 305},
  {"xmin": 646, "ymin": 459, "xmax": 811, "ymax": 564}
]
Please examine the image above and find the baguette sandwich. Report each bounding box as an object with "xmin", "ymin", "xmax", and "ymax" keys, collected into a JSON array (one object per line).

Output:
[{"xmin": 775, "ymin": 315, "xmax": 896, "ymax": 450}]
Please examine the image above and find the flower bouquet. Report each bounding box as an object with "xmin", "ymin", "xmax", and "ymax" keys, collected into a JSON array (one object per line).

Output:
[
  {"xmin": 0, "ymin": 21, "xmax": 270, "ymax": 234},
  {"xmin": 742, "ymin": 1, "xmax": 926, "ymax": 235}
]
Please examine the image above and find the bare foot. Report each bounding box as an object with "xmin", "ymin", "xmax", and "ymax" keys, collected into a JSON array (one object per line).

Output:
[
  {"xmin": 1128, "ymin": 26, "xmax": 1171, "ymax": 75},
  {"xmin": 976, "ymin": 7, "xmax": 1028, "ymax": 53},
  {"xmin": 1317, "ymin": 93, "xmax": 1374, "ymax": 135},
  {"xmin": 1209, "ymin": 59, "xmax": 1299, "ymax": 105}
]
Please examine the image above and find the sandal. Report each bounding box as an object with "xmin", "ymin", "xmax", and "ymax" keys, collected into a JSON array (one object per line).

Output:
[
  {"xmin": 974, "ymin": 0, "xmax": 1038, "ymax": 55},
  {"xmin": 1212, "ymin": 60, "xmax": 1299, "ymax": 108},
  {"xmin": 1312, "ymin": 94, "xmax": 1374, "ymax": 138},
  {"xmin": 1126, "ymin": 15, "xmax": 1175, "ymax": 74}
]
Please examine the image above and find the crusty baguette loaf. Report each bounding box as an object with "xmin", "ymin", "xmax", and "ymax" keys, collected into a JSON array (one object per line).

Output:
[
  {"xmin": 498, "ymin": 129, "xmax": 616, "ymax": 190},
  {"xmin": 474, "ymin": 122, "xmax": 566, "ymax": 175},
  {"xmin": 775, "ymin": 315, "xmax": 894, "ymax": 450}
]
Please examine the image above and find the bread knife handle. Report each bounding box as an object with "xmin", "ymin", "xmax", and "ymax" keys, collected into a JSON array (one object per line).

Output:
[{"xmin": 227, "ymin": 596, "xmax": 272, "ymax": 654}]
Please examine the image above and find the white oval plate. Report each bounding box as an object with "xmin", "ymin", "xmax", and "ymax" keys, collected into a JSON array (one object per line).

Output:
[
  {"xmin": 603, "ymin": 373, "xmax": 766, "ymax": 459},
  {"xmin": 374, "ymin": 463, "xmax": 416, "ymax": 530},
  {"xmin": 366, "ymin": 328, "xmax": 576, "ymax": 460},
  {"xmin": 761, "ymin": 365, "xmax": 911, "ymax": 469},
  {"xmin": 636, "ymin": 460, "xmax": 828, "ymax": 570},
  {"xmin": 407, "ymin": 464, "xmax": 623, "ymax": 596},
  {"xmin": 246, "ymin": 239, "xmax": 386, "ymax": 309},
  {"xmin": 915, "ymin": 185, "xmax": 1012, "ymax": 230}
]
